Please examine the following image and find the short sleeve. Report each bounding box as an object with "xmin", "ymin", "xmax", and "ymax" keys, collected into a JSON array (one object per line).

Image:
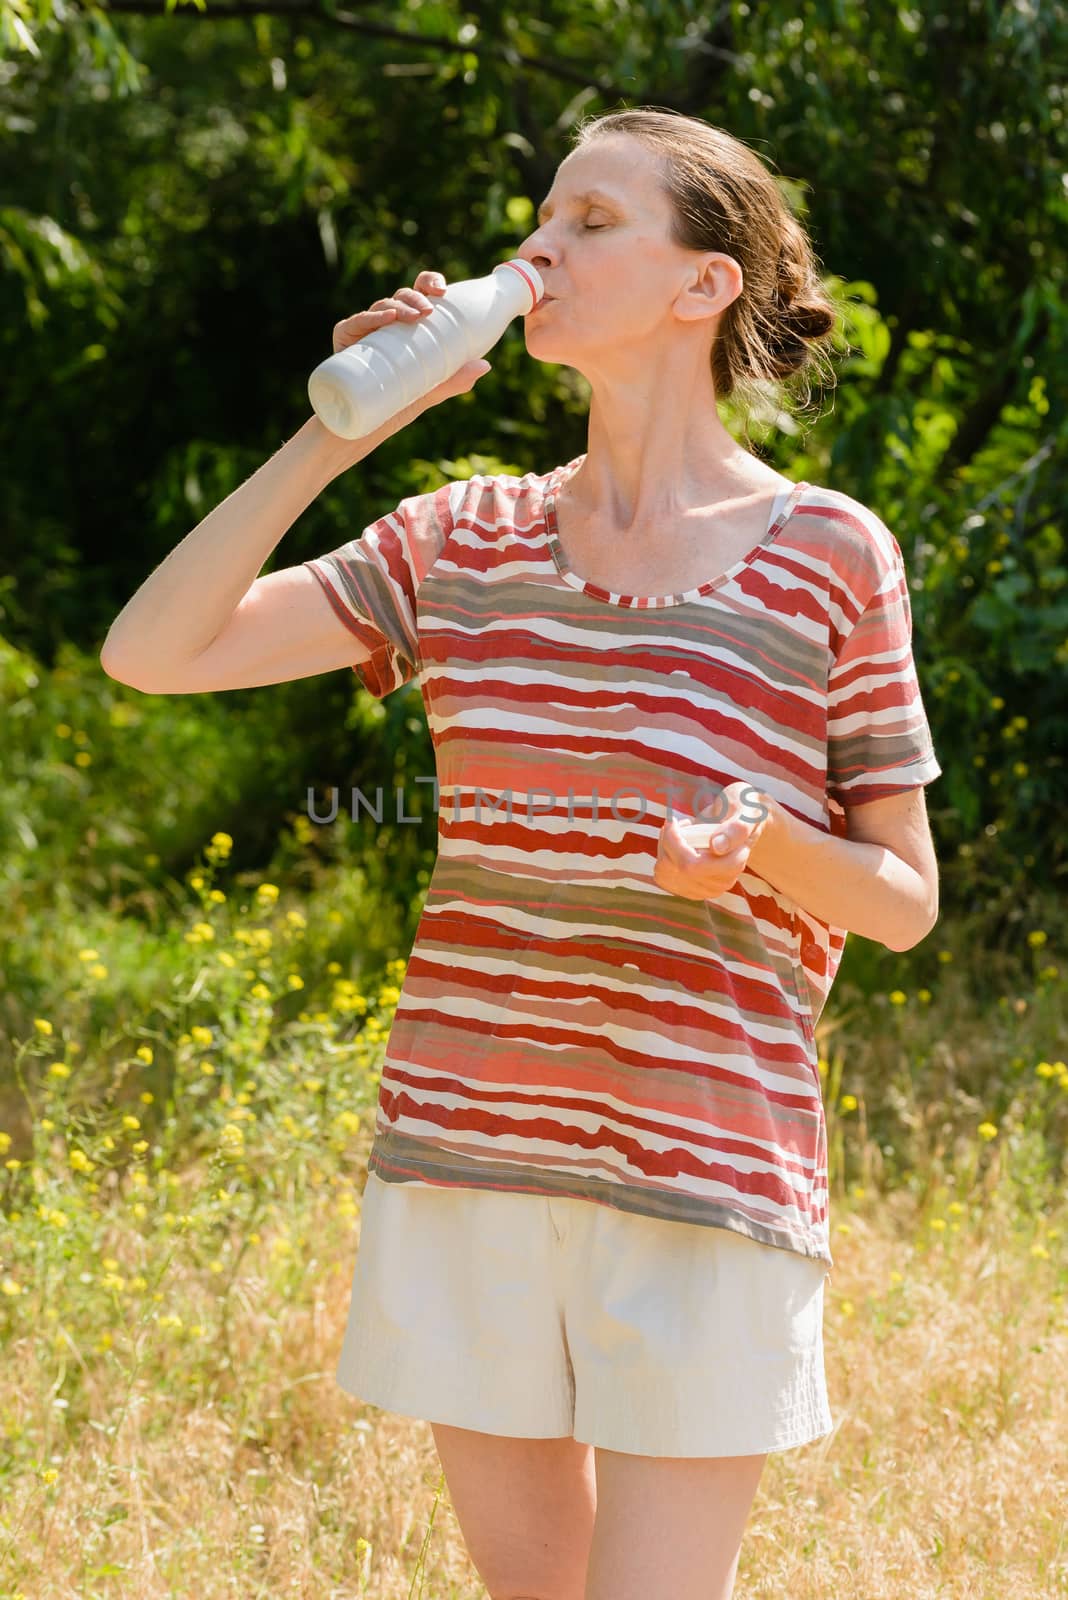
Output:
[
  {"xmin": 826, "ymin": 540, "xmax": 942, "ymax": 806},
  {"xmin": 303, "ymin": 480, "xmax": 459, "ymax": 699}
]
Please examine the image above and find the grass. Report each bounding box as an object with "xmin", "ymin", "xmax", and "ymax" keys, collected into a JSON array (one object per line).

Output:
[
  {"xmin": 1, "ymin": 1134, "xmax": 1065, "ymax": 1597},
  {"xmin": 1, "ymin": 827, "xmax": 1065, "ymax": 1596}
]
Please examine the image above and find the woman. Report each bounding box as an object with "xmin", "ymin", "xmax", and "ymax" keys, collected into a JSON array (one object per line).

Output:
[{"xmin": 103, "ymin": 108, "xmax": 942, "ymax": 1600}]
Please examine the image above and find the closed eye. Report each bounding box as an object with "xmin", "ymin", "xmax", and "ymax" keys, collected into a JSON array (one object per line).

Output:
[{"xmin": 583, "ymin": 223, "xmax": 606, "ymax": 230}]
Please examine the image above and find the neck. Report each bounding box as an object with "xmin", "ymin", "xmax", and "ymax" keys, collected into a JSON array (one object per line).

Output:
[{"xmin": 568, "ymin": 382, "xmax": 774, "ymax": 529}]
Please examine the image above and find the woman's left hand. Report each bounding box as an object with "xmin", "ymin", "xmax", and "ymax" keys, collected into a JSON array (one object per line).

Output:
[{"xmin": 653, "ymin": 780, "xmax": 776, "ymax": 902}]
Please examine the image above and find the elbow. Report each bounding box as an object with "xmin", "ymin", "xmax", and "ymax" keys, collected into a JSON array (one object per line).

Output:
[
  {"xmin": 891, "ymin": 870, "xmax": 940, "ymax": 952},
  {"xmin": 889, "ymin": 907, "xmax": 940, "ymax": 953},
  {"xmin": 100, "ymin": 645, "xmax": 137, "ymax": 688},
  {"xmin": 100, "ymin": 641, "xmax": 155, "ymax": 694}
]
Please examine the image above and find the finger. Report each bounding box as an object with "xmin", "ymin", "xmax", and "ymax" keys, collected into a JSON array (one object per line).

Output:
[
  {"xmin": 415, "ymin": 270, "xmax": 448, "ymax": 294},
  {"xmin": 679, "ymin": 820, "xmax": 734, "ymax": 856},
  {"xmin": 370, "ymin": 295, "xmax": 420, "ymax": 319},
  {"xmin": 664, "ymin": 814, "xmax": 701, "ymax": 868},
  {"xmin": 393, "ymin": 287, "xmax": 435, "ymax": 314}
]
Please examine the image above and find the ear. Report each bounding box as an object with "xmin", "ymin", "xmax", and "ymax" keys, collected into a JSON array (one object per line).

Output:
[{"xmin": 676, "ymin": 252, "xmax": 743, "ymax": 323}]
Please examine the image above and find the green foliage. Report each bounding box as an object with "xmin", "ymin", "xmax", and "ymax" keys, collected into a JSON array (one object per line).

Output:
[{"xmin": 0, "ymin": 0, "xmax": 1065, "ymax": 921}]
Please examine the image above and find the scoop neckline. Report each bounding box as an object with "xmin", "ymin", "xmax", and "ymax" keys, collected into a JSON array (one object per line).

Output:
[{"xmin": 541, "ymin": 457, "xmax": 810, "ymax": 609}]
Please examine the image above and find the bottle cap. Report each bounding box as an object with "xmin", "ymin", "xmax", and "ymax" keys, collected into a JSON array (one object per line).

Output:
[{"xmin": 495, "ymin": 258, "xmax": 543, "ymax": 312}]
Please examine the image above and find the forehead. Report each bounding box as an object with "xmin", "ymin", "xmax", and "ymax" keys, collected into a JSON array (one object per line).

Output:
[{"xmin": 537, "ymin": 139, "xmax": 659, "ymax": 219}]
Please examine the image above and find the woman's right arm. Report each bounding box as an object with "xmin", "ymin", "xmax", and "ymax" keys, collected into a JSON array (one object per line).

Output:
[
  {"xmin": 100, "ymin": 413, "xmax": 385, "ymax": 693},
  {"xmin": 100, "ymin": 270, "xmax": 489, "ymax": 694}
]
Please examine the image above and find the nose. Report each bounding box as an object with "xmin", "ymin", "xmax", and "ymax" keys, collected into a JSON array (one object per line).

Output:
[{"xmin": 517, "ymin": 230, "xmax": 556, "ymax": 276}]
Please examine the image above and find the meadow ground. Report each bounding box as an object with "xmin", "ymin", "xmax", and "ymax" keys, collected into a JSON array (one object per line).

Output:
[
  {"xmin": 1, "ymin": 1142, "xmax": 1065, "ymax": 1599},
  {"xmin": 2, "ymin": 830, "xmax": 1065, "ymax": 1596},
  {"xmin": 2, "ymin": 1152, "xmax": 1068, "ymax": 1600}
]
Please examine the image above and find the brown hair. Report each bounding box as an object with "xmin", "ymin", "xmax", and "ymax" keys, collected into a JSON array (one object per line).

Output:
[{"xmin": 569, "ymin": 105, "xmax": 842, "ymax": 442}]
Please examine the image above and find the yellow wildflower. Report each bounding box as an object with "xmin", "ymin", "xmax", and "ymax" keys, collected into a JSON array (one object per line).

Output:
[
  {"xmin": 122, "ymin": 1115, "xmax": 140, "ymax": 1131},
  {"xmin": 77, "ymin": 949, "xmax": 99, "ymax": 962},
  {"xmin": 190, "ymin": 1026, "xmax": 213, "ymax": 1047},
  {"xmin": 888, "ymin": 990, "xmax": 907, "ymax": 1006},
  {"xmin": 210, "ymin": 832, "xmax": 233, "ymax": 855},
  {"xmin": 48, "ymin": 1062, "xmax": 71, "ymax": 1078},
  {"xmin": 978, "ymin": 1122, "xmax": 999, "ymax": 1141},
  {"xmin": 839, "ymin": 1094, "xmax": 858, "ymax": 1112},
  {"xmin": 136, "ymin": 1045, "xmax": 154, "ymax": 1064},
  {"xmin": 256, "ymin": 883, "xmax": 280, "ymax": 905},
  {"xmin": 33, "ymin": 1019, "xmax": 53, "ymax": 1036}
]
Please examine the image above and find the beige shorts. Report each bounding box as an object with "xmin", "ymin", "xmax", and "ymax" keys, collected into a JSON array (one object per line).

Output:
[{"xmin": 336, "ymin": 1171, "xmax": 835, "ymax": 1458}]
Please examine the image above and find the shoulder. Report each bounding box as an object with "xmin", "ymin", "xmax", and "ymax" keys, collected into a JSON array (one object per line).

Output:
[
  {"xmin": 448, "ymin": 463, "xmax": 562, "ymax": 530},
  {"xmin": 794, "ymin": 482, "xmax": 905, "ymax": 600}
]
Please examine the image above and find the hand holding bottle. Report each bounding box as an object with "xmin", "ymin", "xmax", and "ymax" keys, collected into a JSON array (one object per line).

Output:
[
  {"xmin": 311, "ymin": 258, "xmax": 542, "ymax": 440},
  {"xmin": 328, "ymin": 270, "xmax": 491, "ymax": 430}
]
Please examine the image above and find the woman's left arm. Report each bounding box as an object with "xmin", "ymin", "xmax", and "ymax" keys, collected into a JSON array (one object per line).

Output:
[{"xmin": 746, "ymin": 786, "xmax": 939, "ymax": 952}]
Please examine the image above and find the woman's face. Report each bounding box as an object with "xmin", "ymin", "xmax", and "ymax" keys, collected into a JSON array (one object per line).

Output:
[{"xmin": 517, "ymin": 134, "xmax": 737, "ymax": 374}]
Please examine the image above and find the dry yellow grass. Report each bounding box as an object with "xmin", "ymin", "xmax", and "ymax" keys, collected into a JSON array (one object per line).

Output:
[{"xmin": 3, "ymin": 1159, "xmax": 1065, "ymax": 1599}]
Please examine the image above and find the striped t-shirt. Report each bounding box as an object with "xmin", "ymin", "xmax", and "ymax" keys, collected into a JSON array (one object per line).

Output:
[{"xmin": 304, "ymin": 456, "xmax": 942, "ymax": 1266}]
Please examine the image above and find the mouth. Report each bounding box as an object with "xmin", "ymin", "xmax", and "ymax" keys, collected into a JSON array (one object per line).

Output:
[{"xmin": 529, "ymin": 295, "xmax": 556, "ymax": 313}]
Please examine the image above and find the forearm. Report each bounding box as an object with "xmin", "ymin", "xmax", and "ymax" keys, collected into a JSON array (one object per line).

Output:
[
  {"xmin": 747, "ymin": 795, "xmax": 936, "ymax": 952},
  {"xmin": 100, "ymin": 414, "xmax": 378, "ymax": 677}
]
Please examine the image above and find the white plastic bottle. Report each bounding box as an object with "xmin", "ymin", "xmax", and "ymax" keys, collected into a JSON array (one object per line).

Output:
[{"xmin": 308, "ymin": 258, "xmax": 544, "ymax": 440}]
